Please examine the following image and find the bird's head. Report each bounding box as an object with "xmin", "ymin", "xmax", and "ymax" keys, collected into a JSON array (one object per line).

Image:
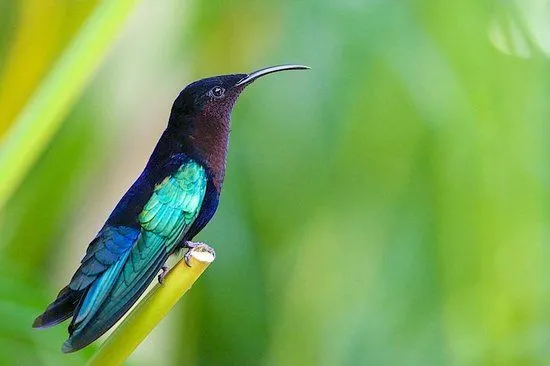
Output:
[
  {"xmin": 168, "ymin": 64, "xmax": 310, "ymax": 128},
  {"xmin": 166, "ymin": 64, "xmax": 309, "ymax": 188}
]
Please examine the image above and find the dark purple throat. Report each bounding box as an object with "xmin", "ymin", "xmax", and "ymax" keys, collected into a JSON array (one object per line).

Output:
[
  {"xmin": 190, "ymin": 89, "xmax": 243, "ymax": 190},
  {"xmin": 191, "ymin": 112, "xmax": 230, "ymax": 190}
]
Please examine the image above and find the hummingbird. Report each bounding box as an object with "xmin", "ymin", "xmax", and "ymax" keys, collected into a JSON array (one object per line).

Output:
[{"xmin": 32, "ymin": 64, "xmax": 309, "ymax": 353}]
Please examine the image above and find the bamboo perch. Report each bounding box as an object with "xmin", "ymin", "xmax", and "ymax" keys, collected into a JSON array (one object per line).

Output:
[{"xmin": 86, "ymin": 243, "xmax": 216, "ymax": 366}]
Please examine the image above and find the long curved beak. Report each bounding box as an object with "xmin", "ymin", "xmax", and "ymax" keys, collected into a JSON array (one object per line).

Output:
[{"xmin": 234, "ymin": 64, "xmax": 310, "ymax": 87}]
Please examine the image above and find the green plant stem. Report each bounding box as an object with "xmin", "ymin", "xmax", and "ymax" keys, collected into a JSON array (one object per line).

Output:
[
  {"xmin": 86, "ymin": 243, "xmax": 216, "ymax": 366},
  {"xmin": 0, "ymin": 0, "xmax": 140, "ymax": 211}
]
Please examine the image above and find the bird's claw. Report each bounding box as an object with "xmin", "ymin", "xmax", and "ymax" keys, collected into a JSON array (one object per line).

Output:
[
  {"xmin": 184, "ymin": 251, "xmax": 193, "ymax": 267},
  {"xmin": 184, "ymin": 241, "xmax": 199, "ymax": 267},
  {"xmin": 158, "ymin": 266, "xmax": 169, "ymax": 284}
]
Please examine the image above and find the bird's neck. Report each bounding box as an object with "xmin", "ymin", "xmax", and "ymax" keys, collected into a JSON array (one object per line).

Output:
[
  {"xmin": 188, "ymin": 113, "xmax": 230, "ymax": 191},
  {"xmin": 153, "ymin": 114, "xmax": 230, "ymax": 191}
]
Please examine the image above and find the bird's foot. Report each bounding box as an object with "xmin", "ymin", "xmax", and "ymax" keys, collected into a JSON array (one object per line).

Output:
[
  {"xmin": 158, "ymin": 266, "xmax": 169, "ymax": 284},
  {"xmin": 184, "ymin": 241, "xmax": 199, "ymax": 267}
]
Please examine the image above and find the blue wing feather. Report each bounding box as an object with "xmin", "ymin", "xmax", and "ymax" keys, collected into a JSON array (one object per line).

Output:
[
  {"xmin": 69, "ymin": 227, "xmax": 139, "ymax": 291},
  {"xmin": 74, "ymin": 249, "xmax": 132, "ymax": 326}
]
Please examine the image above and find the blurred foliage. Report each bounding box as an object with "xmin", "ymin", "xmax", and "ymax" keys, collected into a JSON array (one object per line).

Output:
[
  {"xmin": 0, "ymin": 0, "xmax": 140, "ymax": 210},
  {"xmin": 0, "ymin": 0, "xmax": 98, "ymax": 135},
  {"xmin": 2, "ymin": 0, "xmax": 550, "ymax": 365}
]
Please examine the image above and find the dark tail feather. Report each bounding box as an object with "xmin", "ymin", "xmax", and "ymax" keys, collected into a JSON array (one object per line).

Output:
[
  {"xmin": 33, "ymin": 286, "xmax": 81, "ymax": 328},
  {"xmin": 61, "ymin": 255, "xmax": 168, "ymax": 353}
]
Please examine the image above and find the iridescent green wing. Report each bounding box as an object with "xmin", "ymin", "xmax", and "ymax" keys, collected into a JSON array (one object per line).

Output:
[
  {"xmin": 112, "ymin": 159, "xmax": 207, "ymax": 301},
  {"xmin": 65, "ymin": 159, "xmax": 207, "ymax": 351}
]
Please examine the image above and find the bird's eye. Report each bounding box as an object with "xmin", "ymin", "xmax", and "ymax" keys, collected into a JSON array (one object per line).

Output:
[{"xmin": 210, "ymin": 86, "xmax": 225, "ymax": 98}]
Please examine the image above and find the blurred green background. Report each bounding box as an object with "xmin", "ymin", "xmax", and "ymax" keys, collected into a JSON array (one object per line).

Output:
[{"xmin": 1, "ymin": 0, "xmax": 550, "ymax": 365}]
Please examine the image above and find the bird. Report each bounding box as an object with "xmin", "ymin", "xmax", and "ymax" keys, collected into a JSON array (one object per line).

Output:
[{"xmin": 32, "ymin": 64, "xmax": 309, "ymax": 353}]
